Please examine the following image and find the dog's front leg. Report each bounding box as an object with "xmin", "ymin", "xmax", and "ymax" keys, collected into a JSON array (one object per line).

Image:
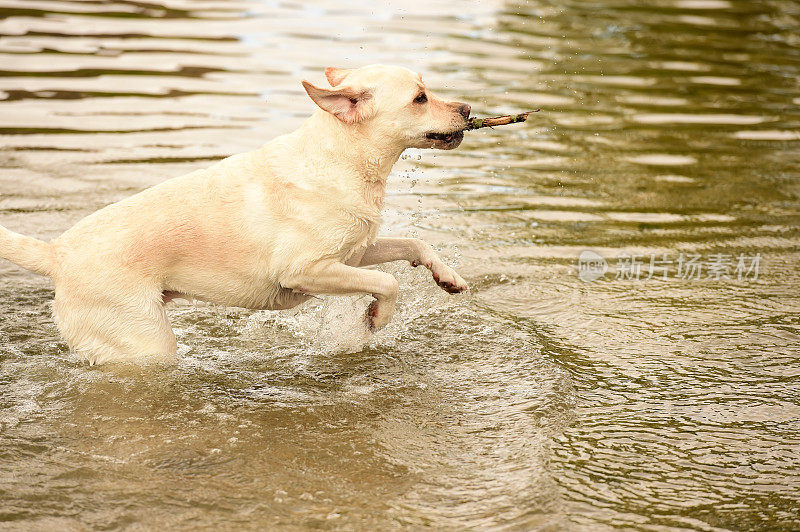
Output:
[
  {"xmin": 282, "ymin": 262, "xmax": 399, "ymax": 330},
  {"xmin": 359, "ymin": 238, "xmax": 468, "ymax": 294}
]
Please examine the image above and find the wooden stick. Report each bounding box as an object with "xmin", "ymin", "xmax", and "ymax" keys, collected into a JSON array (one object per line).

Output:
[{"xmin": 464, "ymin": 109, "xmax": 541, "ymax": 131}]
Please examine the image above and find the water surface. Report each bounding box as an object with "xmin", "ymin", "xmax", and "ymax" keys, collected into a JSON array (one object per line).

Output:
[{"xmin": 1, "ymin": 0, "xmax": 799, "ymax": 529}]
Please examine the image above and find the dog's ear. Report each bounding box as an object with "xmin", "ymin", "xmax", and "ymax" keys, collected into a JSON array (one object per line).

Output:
[
  {"xmin": 324, "ymin": 67, "xmax": 351, "ymax": 87},
  {"xmin": 301, "ymin": 80, "xmax": 372, "ymax": 124}
]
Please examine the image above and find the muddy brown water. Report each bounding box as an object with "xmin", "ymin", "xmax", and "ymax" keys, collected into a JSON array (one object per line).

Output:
[{"xmin": 1, "ymin": 0, "xmax": 799, "ymax": 530}]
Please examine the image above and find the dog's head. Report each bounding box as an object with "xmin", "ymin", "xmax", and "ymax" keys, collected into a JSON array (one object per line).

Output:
[{"xmin": 302, "ymin": 65, "xmax": 470, "ymax": 150}]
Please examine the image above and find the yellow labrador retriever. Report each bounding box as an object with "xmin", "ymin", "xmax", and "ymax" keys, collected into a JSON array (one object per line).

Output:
[{"xmin": 0, "ymin": 65, "xmax": 470, "ymax": 364}]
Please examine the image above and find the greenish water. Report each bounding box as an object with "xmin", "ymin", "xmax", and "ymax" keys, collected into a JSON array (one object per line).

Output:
[{"xmin": 0, "ymin": 0, "xmax": 798, "ymax": 530}]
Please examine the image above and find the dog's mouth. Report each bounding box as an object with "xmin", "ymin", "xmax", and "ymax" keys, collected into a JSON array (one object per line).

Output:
[{"xmin": 424, "ymin": 129, "xmax": 464, "ymax": 150}]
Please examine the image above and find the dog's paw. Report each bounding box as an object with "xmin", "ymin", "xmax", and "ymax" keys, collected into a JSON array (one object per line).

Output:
[
  {"xmin": 429, "ymin": 262, "xmax": 469, "ymax": 294},
  {"xmin": 365, "ymin": 298, "xmax": 394, "ymax": 331}
]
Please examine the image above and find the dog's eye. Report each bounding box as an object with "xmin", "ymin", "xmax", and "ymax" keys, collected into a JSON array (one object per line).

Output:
[{"xmin": 413, "ymin": 92, "xmax": 427, "ymax": 104}]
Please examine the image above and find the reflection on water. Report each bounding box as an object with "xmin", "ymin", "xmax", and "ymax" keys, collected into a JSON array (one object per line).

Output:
[{"xmin": 1, "ymin": 0, "xmax": 799, "ymax": 529}]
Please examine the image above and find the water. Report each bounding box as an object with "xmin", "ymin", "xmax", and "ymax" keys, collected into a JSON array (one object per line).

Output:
[{"xmin": 1, "ymin": 0, "xmax": 799, "ymax": 529}]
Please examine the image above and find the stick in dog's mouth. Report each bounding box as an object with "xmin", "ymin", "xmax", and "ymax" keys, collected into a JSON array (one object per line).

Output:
[
  {"xmin": 464, "ymin": 109, "xmax": 541, "ymax": 131},
  {"xmin": 424, "ymin": 109, "xmax": 540, "ymax": 148}
]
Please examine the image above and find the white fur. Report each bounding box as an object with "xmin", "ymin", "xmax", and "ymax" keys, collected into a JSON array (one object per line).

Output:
[{"xmin": 0, "ymin": 64, "xmax": 469, "ymax": 364}]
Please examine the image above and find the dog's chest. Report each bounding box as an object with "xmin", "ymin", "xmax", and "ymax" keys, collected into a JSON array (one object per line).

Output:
[
  {"xmin": 329, "ymin": 209, "xmax": 381, "ymax": 262},
  {"xmin": 295, "ymin": 181, "xmax": 384, "ymax": 262},
  {"xmin": 246, "ymin": 173, "xmax": 383, "ymax": 265}
]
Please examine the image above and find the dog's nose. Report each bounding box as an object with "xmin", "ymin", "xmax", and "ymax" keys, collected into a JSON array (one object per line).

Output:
[{"xmin": 459, "ymin": 103, "xmax": 471, "ymax": 119}]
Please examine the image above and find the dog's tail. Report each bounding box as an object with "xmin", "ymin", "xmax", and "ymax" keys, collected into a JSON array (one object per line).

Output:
[{"xmin": 0, "ymin": 224, "xmax": 53, "ymax": 276}]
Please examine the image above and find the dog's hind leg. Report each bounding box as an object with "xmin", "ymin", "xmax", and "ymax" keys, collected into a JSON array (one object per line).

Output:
[{"xmin": 53, "ymin": 283, "xmax": 178, "ymax": 365}]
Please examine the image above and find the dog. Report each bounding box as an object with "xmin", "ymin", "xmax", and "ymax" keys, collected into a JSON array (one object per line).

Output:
[{"xmin": 0, "ymin": 65, "xmax": 470, "ymax": 364}]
